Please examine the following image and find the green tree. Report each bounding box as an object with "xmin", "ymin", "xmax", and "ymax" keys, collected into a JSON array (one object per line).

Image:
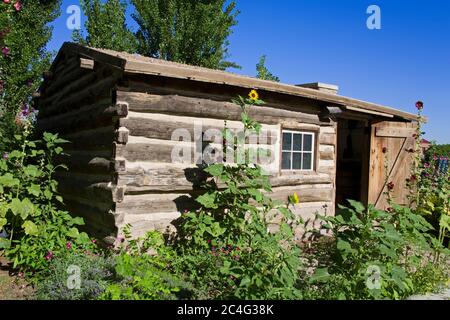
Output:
[
  {"xmin": 256, "ymin": 55, "xmax": 280, "ymax": 82},
  {"xmin": 0, "ymin": 0, "xmax": 61, "ymax": 149},
  {"xmin": 131, "ymin": 0, "xmax": 239, "ymax": 70},
  {"xmin": 73, "ymin": 0, "xmax": 137, "ymax": 53}
]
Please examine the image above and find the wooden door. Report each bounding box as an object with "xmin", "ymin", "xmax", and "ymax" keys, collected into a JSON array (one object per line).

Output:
[{"xmin": 368, "ymin": 121, "xmax": 417, "ymax": 209}]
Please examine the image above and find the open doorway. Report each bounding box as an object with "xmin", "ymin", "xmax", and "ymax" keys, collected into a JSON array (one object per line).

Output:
[{"xmin": 335, "ymin": 119, "xmax": 371, "ymax": 207}]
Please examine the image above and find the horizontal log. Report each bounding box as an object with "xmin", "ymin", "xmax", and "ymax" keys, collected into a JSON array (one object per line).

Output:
[
  {"xmin": 44, "ymin": 63, "xmax": 89, "ymax": 97},
  {"xmin": 55, "ymin": 172, "xmax": 121, "ymax": 203},
  {"xmin": 80, "ymin": 58, "xmax": 95, "ymax": 70},
  {"xmin": 117, "ymin": 91, "xmax": 323, "ymax": 125},
  {"xmin": 62, "ymin": 126, "xmax": 116, "ymax": 150},
  {"xmin": 115, "ymin": 136, "xmax": 277, "ymax": 165},
  {"xmin": 116, "ymin": 183, "xmax": 333, "ymax": 216},
  {"xmin": 319, "ymin": 145, "xmax": 335, "ymax": 160},
  {"xmin": 41, "ymin": 68, "xmax": 99, "ymax": 108},
  {"xmin": 269, "ymin": 185, "xmax": 334, "ymax": 203},
  {"xmin": 116, "ymin": 193, "xmax": 199, "ymax": 215},
  {"xmin": 120, "ymin": 112, "xmax": 278, "ymax": 145},
  {"xmin": 38, "ymin": 99, "xmax": 124, "ymax": 134},
  {"xmin": 319, "ymin": 133, "xmax": 336, "ymax": 145},
  {"xmin": 56, "ymin": 150, "xmax": 121, "ymax": 174},
  {"xmin": 62, "ymin": 196, "xmax": 117, "ymax": 231},
  {"xmin": 118, "ymin": 162, "xmax": 332, "ymax": 193},
  {"xmin": 40, "ymin": 75, "xmax": 118, "ymax": 117}
]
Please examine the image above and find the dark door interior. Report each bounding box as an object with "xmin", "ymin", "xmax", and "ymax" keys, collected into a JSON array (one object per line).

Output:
[{"xmin": 336, "ymin": 119, "xmax": 370, "ymax": 207}]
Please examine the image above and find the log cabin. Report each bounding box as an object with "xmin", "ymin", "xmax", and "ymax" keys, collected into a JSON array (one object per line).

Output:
[{"xmin": 36, "ymin": 42, "xmax": 419, "ymax": 243}]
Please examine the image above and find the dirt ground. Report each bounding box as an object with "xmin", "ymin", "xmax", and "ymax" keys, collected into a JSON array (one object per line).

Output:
[{"xmin": 0, "ymin": 256, "xmax": 34, "ymax": 300}]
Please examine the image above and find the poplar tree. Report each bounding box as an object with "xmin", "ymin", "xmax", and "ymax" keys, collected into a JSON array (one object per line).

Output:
[
  {"xmin": 256, "ymin": 55, "xmax": 280, "ymax": 82},
  {"xmin": 131, "ymin": 0, "xmax": 239, "ymax": 70},
  {"xmin": 73, "ymin": 0, "xmax": 137, "ymax": 53}
]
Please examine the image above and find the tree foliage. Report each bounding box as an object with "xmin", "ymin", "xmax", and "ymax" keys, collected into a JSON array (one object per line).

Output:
[
  {"xmin": 426, "ymin": 144, "xmax": 450, "ymax": 158},
  {"xmin": 256, "ymin": 55, "xmax": 279, "ymax": 82},
  {"xmin": 0, "ymin": 0, "xmax": 61, "ymax": 145},
  {"xmin": 73, "ymin": 0, "xmax": 137, "ymax": 53},
  {"xmin": 131, "ymin": 0, "xmax": 239, "ymax": 70}
]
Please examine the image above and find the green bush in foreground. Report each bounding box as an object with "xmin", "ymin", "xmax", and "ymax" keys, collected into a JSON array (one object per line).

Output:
[
  {"xmin": 100, "ymin": 226, "xmax": 191, "ymax": 300},
  {"xmin": 300, "ymin": 201, "xmax": 449, "ymax": 300}
]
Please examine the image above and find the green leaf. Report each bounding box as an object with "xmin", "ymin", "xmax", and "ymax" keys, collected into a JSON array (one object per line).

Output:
[
  {"xmin": 248, "ymin": 188, "xmax": 263, "ymax": 202},
  {"xmin": 347, "ymin": 200, "xmax": 366, "ymax": 214},
  {"xmin": 22, "ymin": 221, "xmax": 39, "ymax": 236},
  {"xmin": 24, "ymin": 165, "xmax": 41, "ymax": 178},
  {"xmin": 439, "ymin": 215, "xmax": 450, "ymax": 232},
  {"xmin": 0, "ymin": 238, "xmax": 11, "ymax": 249},
  {"xmin": 27, "ymin": 184, "xmax": 41, "ymax": 197},
  {"xmin": 9, "ymin": 198, "xmax": 35, "ymax": 219},
  {"xmin": 67, "ymin": 227, "xmax": 80, "ymax": 238},
  {"xmin": 0, "ymin": 173, "xmax": 19, "ymax": 188},
  {"xmin": 196, "ymin": 193, "xmax": 218, "ymax": 209},
  {"xmin": 379, "ymin": 245, "xmax": 398, "ymax": 259},
  {"xmin": 337, "ymin": 239, "xmax": 357, "ymax": 258},
  {"xmin": 204, "ymin": 164, "xmax": 224, "ymax": 177},
  {"xmin": 70, "ymin": 217, "xmax": 85, "ymax": 226},
  {"xmin": 0, "ymin": 217, "xmax": 7, "ymax": 229},
  {"xmin": 309, "ymin": 268, "xmax": 331, "ymax": 283}
]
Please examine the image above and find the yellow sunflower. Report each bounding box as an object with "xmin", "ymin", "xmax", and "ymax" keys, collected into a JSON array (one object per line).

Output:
[{"xmin": 248, "ymin": 89, "xmax": 259, "ymax": 101}]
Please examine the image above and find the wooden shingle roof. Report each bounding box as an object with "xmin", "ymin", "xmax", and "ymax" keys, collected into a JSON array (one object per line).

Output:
[{"xmin": 51, "ymin": 42, "xmax": 418, "ymax": 122}]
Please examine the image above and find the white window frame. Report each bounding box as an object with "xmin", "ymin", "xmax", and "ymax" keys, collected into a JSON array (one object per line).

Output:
[{"xmin": 281, "ymin": 130, "xmax": 315, "ymax": 171}]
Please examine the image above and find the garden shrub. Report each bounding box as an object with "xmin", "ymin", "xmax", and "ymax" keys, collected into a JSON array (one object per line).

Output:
[
  {"xmin": 175, "ymin": 91, "xmax": 303, "ymax": 300},
  {"xmin": 35, "ymin": 245, "xmax": 115, "ymax": 300},
  {"xmin": 301, "ymin": 201, "xmax": 449, "ymax": 300},
  {"xmin": 100, "ymin": 225, "xmax": 191, "ymax": 300},
  {"xmin": 0, "ymin": 116, "xmax": 97, "ymax": 276}
]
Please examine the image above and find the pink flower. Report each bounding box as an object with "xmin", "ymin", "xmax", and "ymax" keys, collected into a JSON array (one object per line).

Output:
[
  {"xmin": 3, "ymin": 0, "xmax": 11, "ymax": 4},
  {"xmin": 66, "ymin": 242, "xmax": 72, "ymax": 250},
  {"xmin": 45, "ymin": 251, "xmax": 53, "ymax": 261},
  {"xmin": 2, "ymin": 153, "xmax": 8, "ymax": 159},
  {"xmin": 13, "ymin": 1, "xmax": 20, "ymax": 11},
  {"xmin": 415, "ymin": 101, "xmax": 424, "ymax": 110},
  {"xmin": 2, "ymin": 47, "xmax": 10, "ymax": 56},
  {"xmin": 91, "ymin": 239, "xmax": 97, "ymax": 244}
]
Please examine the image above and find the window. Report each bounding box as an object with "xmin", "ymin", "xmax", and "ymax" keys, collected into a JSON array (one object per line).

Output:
[{"xmin": 281, "ymin": 131, "xmax": 315, "ymax": 171}]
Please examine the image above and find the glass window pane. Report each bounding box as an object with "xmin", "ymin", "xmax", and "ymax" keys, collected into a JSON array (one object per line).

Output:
[
  {"xmin": 293, "ymin": 153, "xmax": 302, "ymax": 169},
  {"xmin": 302, "ymin": 153, "xmax": 312, "ymax": 170},
  {"xmin": 293, "ymin": 134, "xmax": 302, "ymax": 151},
  {"xmin": 303, "ymin": 134, "xmax": 313, "ymax": 151},
  {"xmin": 282, "ymin": 152, "xmax": 291, "ymax": 169},
  {"xmin": 282, "ymin": 133, "xmax": 292, "ymax": 151}
]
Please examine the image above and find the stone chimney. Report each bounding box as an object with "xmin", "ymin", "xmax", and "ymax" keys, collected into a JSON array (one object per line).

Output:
[{"xmin": 296, "ymin": 82, "xmax": 339, "ymax": 95}]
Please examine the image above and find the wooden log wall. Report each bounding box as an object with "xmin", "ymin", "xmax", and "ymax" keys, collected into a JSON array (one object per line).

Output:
[
  {"xmin": 114, "ymin": 76, "xmax": 338, "ymax": 237},
  {"xmin": 37, "ymin": 53, "xmax": 125, "ymax": 241}
]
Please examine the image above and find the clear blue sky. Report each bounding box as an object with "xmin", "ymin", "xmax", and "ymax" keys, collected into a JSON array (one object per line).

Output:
[{"xmin": 47, "ymin": 0, "xmax": 450, "ymax": 143}]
